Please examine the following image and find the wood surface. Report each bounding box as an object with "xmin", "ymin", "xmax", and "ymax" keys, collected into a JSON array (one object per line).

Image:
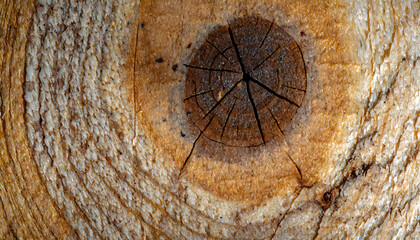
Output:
[{"xmin": 0, "ymin": 0, "xmax": 419, "ymax": 239}]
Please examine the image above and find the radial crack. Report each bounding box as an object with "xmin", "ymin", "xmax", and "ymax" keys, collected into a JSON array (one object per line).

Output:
[
  {"xmin": 277, "ymin": 69, "xmax": 306, "ymax": 92},
  {"xmin": 184, "ymin": 64, "xmax": 239, "ymax": 73},
  {"xmin": 269, "ymin": 186, "xmax": 304, "ymax": 240},
  {"xmin": 221, "ymin": 97, "xmax": 237, "ymax": 139},
  {"xmin": 264, "ymin": 103, "xmax": 302, "ymax": 181},
  {"xmin": 184, "ymin": 89, "xmax": 213, "ymax": 101},
  {"xmin": 265, "ymin": 103, "xmax": 285, "ymax": 138},
  {"xmin": 246, "ymin": 81, "xmax": 265, "ymax": 144},
  {"xmin": 203, "ymin": 79, "xmax": 242, "ymax": 118},
  {"xmin": 280, "ymin": 84, "xmax": 306, "ymax": 92},
  {"xmin": 228, "ymin": 26, "xmax": 247, "ymax": 73},
  {"xmin": 253, "ymin": 45, "xmax": 281, "ymax": 71},
  {"xmin": 259, "ymin": 20, "xmax": 274, "ymax": 48},
  {"xmin": 180, "ymin": 114, "xmax": 215, "ymax": 175},
  {"xmin": 250, "ymin": 76, "xmax": 300, "ymax": 107},
  {"xmin": 285, "ymin": 151, "xmax": 302, "ymax": 182},
  {"xmin": 206, "ymin": 40, "xmax": 229, "ymax": 60}
]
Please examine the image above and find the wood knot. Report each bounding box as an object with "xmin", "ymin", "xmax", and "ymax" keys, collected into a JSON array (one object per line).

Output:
[{"xmin": 184, "ymin": 16, "xmax": 306, "ymax": 147}]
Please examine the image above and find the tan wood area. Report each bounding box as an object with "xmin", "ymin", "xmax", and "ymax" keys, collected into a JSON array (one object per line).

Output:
[{"xmin": 0, "ymin": 0, "xmax": 419, "ymax": 239}]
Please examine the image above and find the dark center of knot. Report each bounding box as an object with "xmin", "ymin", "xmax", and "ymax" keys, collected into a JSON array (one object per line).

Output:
[{"xmin": 184, "ymin": 16, "xmax": 307, "ymax": 147}]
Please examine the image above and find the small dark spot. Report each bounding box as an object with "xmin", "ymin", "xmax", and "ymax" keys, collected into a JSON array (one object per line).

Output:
[
  {"xmin": 162, "ymin": 119, "xmax": 167, "ymax": 122},
  {"xmin": 300, "ymin": 31, "xmax": 306, "ymax": 36},
  {"xmin": 349, "ymin": 168, "xmax": 358, "ymax": 180},
  {"xmin": 155, "ymin": 57, "xmax": 163, "ymax": 63},
  {"xmin": 172, "ymin": 64, "xmax": 178, "ymax": 71},
  {"xmin": 140, "ymin": 23, "xmax": 145, "ymax": 29},
  {"xmin": 181, "ymin": 132, "xmax": 186, "ymax": 137},
  {"xmin": 127, "ymin": 21, "xmax": 130, "ymax": 26},
  {"xmin": 187, "ymin": 112, "xmax": 191, "ymax": 116},
  {"xmin": 402, "ymin": 57, "xmax": 406, "ymax": 61},
  {"xmin": 322, "ymin": 188, "xmax": 339, "ymax": 210},
  {"xmin": 361, "ymin": 162, "xmax": 373, "ymax": 176},
  {"xmin": 187, "ymin": 43, "xmax": 192, "ymax": 48},
  {"xmin": 323, "ymin": 190, "xmax": 332, "ymax": 203}
]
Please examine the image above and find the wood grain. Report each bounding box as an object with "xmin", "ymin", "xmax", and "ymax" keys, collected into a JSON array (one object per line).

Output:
[{"xmin": 0, "ymin": 0, "xmax": 419, "ymax": 239}]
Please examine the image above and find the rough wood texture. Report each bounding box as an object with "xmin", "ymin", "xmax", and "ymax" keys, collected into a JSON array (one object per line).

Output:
[{"xmin": 0, "ymin": 0, "xmax": 418, "ymax": 239}]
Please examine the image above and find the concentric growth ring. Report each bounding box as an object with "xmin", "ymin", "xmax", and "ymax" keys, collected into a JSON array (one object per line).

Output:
[{"xmin": 184, "ymin": 16, "xmax": 306, "ymax": 148}]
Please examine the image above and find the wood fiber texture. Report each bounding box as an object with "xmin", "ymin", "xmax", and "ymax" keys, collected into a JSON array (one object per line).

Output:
[{"xmin": 0, "ymin": 0, "xmax": 419, "ymax": 239}]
